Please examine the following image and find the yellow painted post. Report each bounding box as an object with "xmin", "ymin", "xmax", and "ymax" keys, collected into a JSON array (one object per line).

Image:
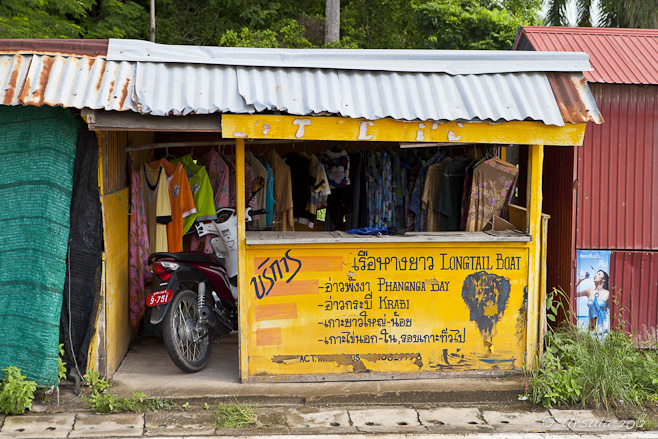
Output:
[
  {"xmin": 525, "ymin": 144, "xmax": 544, "ymax": 369},
  {"xmin": 235, "ymin": 138, "xmax": 248, "ymax": 382},
  {"xmin": 539, "ymin": 213, "xmax": 550, "ymax": 357}
]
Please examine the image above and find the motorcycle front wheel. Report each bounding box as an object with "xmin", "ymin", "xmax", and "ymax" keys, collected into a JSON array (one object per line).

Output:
[{"xmin": 162, "ymin": 289, "xmax": 211, "ymax": 372}]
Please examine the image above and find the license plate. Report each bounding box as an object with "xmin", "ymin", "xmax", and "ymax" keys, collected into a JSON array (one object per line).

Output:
[{"xmin": 147, "ymin": 289, "xmax": 173, "ymax": 307}]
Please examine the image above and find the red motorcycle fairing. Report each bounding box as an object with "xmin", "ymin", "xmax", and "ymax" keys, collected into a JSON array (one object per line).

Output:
[
  {"xmin": 194, "ymin": 264, "xmax": 234, "ymax": 301},
  {"xmin": 147, "ymin": 253, "xmax": 234, "ymax": 325}
]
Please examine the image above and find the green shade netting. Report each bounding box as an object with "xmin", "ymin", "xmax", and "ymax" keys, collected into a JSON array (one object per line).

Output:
[{"xmin": 0, "ymin": 106, "xmax": 80, "ymax": 387}]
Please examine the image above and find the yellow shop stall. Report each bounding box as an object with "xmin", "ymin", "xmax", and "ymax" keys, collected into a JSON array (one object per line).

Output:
[
  {"xmin": 88, "ymin": 42, "xmax": 602, "ymax": 381},
  {"xmin": 222, "ymin": 111, "xmax": 601, "ymax": 382}
]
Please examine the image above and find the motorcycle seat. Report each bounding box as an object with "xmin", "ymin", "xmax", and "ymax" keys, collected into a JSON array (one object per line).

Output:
[{"xmin": 149, "ymin": 252, "xmax": 224, "ymax": 266}]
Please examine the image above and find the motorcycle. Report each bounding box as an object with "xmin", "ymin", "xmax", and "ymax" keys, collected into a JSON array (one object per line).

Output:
[{"xmin": 145, "ymin": 178, "xmax": 265, "ymax": 373}]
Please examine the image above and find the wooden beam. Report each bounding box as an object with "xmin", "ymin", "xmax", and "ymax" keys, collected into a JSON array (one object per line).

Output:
[
  {"xmin": 82, "ymin": 109, "xmax": 221, "ymax": 132},
  {"xmin": 222, "ymin": 114, "xmax": 586, "ymax": 146}
]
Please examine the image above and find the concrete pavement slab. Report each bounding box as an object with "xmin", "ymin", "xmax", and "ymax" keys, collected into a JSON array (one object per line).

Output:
[
  {"xmin": 349, "ymin": 408, "xmax": 420, "ymax": 427},
  {"xmin": 286, "ymin": 408, "xmax": 350, "ymax": 428},
  {"xmin": 286, "ymin": 407, "xmax": 357, "ymax": 434},
  {"xmin": 70, "ymin": 413, "xmax": 144, "ymax": 437},
  {"xmin": 253, "ymin": 407, "xmax": 288, "ymax": 429},
  {"xmin": 482, "ymin": 410, "xmax": 569, "ymax": 432},
  {"xmin": 418, "ymin": 407, "xmax": 493, "ymax": 432},
  {"xmin": 349, "ymin": 408, "xmax": 426, "ymax": 433},
  {"xmin": 144, "ymin": 410, "xmax": 217, "ymax": 436},
  {"xmin": 0, "ymin": 414, "xmax": 74, "ymax": 438},
  {"xmin": 549, "ymin": 409, "xmax": 629, "ymax": 432}
]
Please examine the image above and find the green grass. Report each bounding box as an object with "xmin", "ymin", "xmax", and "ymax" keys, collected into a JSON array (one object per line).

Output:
[
  {"xmin": 214, "ymin": 400, "xmax": 257, "ymax": 428},
  {"xmin": 525, "ymin": 288, "xmax": 658, "ymax": 426},
  {"xmin": 82, "ymin": 370, "xmax": 175, "ymax": 414}
]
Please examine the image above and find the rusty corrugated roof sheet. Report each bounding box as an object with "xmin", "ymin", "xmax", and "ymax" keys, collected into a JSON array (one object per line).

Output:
[
  {"xmin": 0, "ymin": 54, "xmax": 136, "ymax": 112},
  {"xmin": 0, "ymin": 39, "xmax": 108, "ymax": 58},
  {"xmin": 546, "ymin": 72, "xmax": 604, "ymax": 124},
  {"xmin": 515, "ymin": 26, "xmax": 658, "ymax": 85}
]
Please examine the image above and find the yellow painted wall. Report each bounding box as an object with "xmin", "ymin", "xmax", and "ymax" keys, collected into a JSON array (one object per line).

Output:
[
  {"xmin": 101, "ymin": 188, "xmax": 131, "ymax": 377},
  {"xmin": 244, "ymin": 242, "xmax": 529, "ymax": 379}
]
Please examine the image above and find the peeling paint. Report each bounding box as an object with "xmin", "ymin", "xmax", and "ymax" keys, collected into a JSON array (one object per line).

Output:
[
  {"xmin": 447, "ymin": 131, "xmax": 461, "ymax": 142},
  {"xmin": 516, "ymin": 286, "xmax": 527, "ymax": 347},
  {"xmin": 272, "ymin": 353, "xmax": 423, "ymax": 373},
  {"xmin": 234, "ymin": 132, "xmax": 247, "ymax": 137}
]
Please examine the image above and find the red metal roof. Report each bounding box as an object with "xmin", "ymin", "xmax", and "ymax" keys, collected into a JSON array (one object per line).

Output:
[
  {"xmin": 0, "ymin": 39, "xmax": 108, "ymax": 57},
  {"xmin": 515, "ymin": 27, "xmax": 658, "ymax": 85}
]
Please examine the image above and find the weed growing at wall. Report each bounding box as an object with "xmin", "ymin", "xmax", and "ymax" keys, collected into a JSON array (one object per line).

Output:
[
  {"xmin": 525, "ymin": 288, "xmax": 658, "ymax": 424},
  {"xmin": 215, "ymin": 398, "xmax": 257, "ymax": 428},
  {"xmin": 0, "ymin": 366, "xmax": 37, "ymax": 415},
  {"xmin": 82, "ymin": 370, "xmax": 175, "ymax": 414}
]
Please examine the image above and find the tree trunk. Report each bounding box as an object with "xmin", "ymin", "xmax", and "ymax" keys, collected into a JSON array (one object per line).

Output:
[
  {"xmin": 325, "ymin": 0, "xmax": 340, "ymax": 44},
  {"xmin": 150, "ymin": 0, "xmax": 156, "ymax": 42}
]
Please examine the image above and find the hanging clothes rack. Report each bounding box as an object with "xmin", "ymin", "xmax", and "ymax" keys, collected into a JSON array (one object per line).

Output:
[{"xmin": 126, "ymin": 139, "xmax": 303, "ymax": 152}]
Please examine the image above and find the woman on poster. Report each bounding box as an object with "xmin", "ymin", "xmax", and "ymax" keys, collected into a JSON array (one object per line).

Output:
[{"xmin": 576, "ymin": 270, "xmax": 610, "ymax": 337}]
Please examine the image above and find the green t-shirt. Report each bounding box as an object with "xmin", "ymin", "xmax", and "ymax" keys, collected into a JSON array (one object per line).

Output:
[{"xmin": 173, "ymin": 154, "xmax": 217, "ymax": 234}]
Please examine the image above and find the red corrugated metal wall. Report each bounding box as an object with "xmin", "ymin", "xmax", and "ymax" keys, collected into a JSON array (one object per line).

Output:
[
  {"xmin": 573, "ymin": 83, "xmax": 658, "ymax": 342},
  {"xmin": 610, "ymin": 252, "xmax": 658, "ymax": 345},
  {"xmin": 543, "ymin": 146, "xmax": 577, "ymax": 299},
  {"xmin": 576, "ymin": 83, "xmax": 658, "ymax": 250}
]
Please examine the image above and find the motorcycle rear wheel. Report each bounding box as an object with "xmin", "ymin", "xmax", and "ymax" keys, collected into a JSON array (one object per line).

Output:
[{"xmin": 162, "ymin": 289, "xmax": 211, "ymax": 372}]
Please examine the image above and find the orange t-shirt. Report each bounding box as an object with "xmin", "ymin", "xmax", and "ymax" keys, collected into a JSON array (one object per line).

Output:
[{"xmin": 148, "ymin": 159, "xmax": 196, "ymax": 252}]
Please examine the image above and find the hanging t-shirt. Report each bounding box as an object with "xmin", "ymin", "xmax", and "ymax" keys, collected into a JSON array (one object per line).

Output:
[
  {"xmin": 283, "ymin": 151, "xmax": 312, "ymax": 226},
  {"xmin": 257, "ymin": 156, "xmax": 275, "ymax": 229},
  {"xmin": 198, "ymin": 149, "xmax": 230, "ymax": 209},
  {"xmin": 149, "ymin": 158, "xmax": 196, "ymax": 252},
  {"xmin": 318, "ymin": 149, "xmax": 350, "ymax": 188},
  {"xmin": 245, "ymin": 151, "xmax": 268, "ymax": 230},
  {"xmin": 265, "ymin": 149, "xmax": 294, "ymax": 231},
  {"xmin": 437, "ymin": 156, "xmax": 474, "ymax": 231},
  {"xmin": 421, "ymin": 157, "xmax": 452, "ymax": 232},
  {"xmin": 141, "ymin": 164, "xmax": 171, "ymax": 254},
  {"xmin": 173, "ymin": 154, "xmax": 217, "ymax": 235},
  {"xmin": 465, "ymin": 157, "xmax": 518, "ymax": 231}
]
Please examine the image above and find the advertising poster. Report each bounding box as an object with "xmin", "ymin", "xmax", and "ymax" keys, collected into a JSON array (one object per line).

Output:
[{"xmin": 576, "ymin": 250, "xmax": 611, "ymax": 337}]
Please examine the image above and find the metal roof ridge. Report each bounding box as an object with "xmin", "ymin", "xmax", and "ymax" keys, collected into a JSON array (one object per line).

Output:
[
  {"xmin": 107, "ymin": 39, "xmax": 592, "ymax": 74},
  {"xmin": 521, "ymin": 26, "xmax": 658, "ymax": 36}
]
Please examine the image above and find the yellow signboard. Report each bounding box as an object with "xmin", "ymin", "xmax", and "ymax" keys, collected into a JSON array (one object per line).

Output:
[
  {"xmin": 222, "ymin": 114, "xmax": 586, "ymax": 146},
  {"xmin": 244, "ymin": 244, "xmax": 529, "ymax": 379}
]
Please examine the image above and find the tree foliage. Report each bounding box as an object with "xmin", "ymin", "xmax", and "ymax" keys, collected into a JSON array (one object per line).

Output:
[
  {"xmin": 413, "ymin": 0, "xmax": 541, "ymax": 50},
  {"xmin": 0, "ymin": 0, "xmax": 542, "ymax": 51},
  {"xmin": 0, "ymin": 0, "xmax": 149, "ymax": 39},
  {"xmin": 545, "ymin": 0, "xmax": 658, "ymax": 28}
]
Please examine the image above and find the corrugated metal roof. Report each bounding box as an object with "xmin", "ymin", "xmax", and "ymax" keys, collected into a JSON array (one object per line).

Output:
[
  {"xmin": 108, "ymin": 39, "xmax": 592, "ymax": 74},
  {"xmin": 515, "ymin": 27, "xmax": 658, "ymax": 85},
  {"xmin": 0, "ymin": 54, "xmax": 136, "ymax": 111},
  {"xmin": 236, "ymin": 66, "xmax": 567, "ymax": 124},
  {"xmin": 133, "ymin": 62, "xmax": 249, "ymax": 116},
  {"xmin": 0, "ymin": 39, "xmax": 603, "ymax": 125}
]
